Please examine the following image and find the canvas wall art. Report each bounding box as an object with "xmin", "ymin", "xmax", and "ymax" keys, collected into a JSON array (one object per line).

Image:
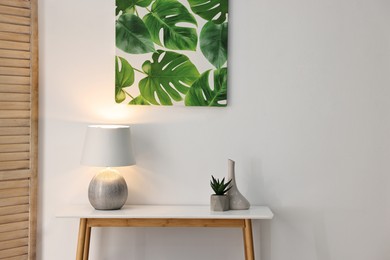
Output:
[{"xmin": 115, "ymin": 0, "xmax": 228, "ymax": 106}]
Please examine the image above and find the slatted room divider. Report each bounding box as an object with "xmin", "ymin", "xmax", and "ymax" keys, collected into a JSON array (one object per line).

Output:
[{"xmin": 0, "ymin": 0, "xmax": 38, "ymax": 259}]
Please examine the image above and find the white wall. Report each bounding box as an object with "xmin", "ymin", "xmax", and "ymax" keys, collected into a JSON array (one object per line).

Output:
[{"xmin": 38, "ymin": 0, "xmax": 390, "ymax": 259}]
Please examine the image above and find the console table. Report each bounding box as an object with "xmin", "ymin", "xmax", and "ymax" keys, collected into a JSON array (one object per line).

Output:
[{"xmin": 58, "ymin": 205, "xmax": 273, "ymax": 260}]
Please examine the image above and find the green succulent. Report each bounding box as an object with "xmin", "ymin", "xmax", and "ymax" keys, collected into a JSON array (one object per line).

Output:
[{"xmin": 210, "ymin": 175, "xmax": 232, "ymax": 195}]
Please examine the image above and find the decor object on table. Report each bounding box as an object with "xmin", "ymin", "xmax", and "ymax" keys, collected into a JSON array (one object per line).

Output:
[
  {"xmin": 115, "ymin": 0, "xmax": 228, "ymax": 106},
  {"xmin": 227, "ymin": 159, "xmax": 250, "ymax": 210},
  {"xmin": 210, "ymin": 175, "xmax": 232, "ymax": 211},
  {"xmin": 81, "ymin": 125, "xmax": 135, "ymax": 210}
]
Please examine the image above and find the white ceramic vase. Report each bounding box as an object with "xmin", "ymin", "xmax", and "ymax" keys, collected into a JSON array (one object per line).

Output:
[{"xmin": 227, "ymin": 159, "xmax": 250, "ymax": 210}]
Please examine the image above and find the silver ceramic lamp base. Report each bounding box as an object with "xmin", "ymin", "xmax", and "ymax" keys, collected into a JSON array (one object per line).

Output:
[{"xmin": 88, "ymin": 168, "xmax": 128, "ymax": 210}]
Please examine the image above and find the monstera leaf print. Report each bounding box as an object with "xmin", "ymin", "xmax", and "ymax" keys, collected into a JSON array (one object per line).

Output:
[
  {"xmin": 187, "ymin": 0, "xmax": 228, "ymax": 24},
  {"xmin": 143, "ymin": 0, "xmax": 198, "ymax": 51},
  {"xmin": 115, "ymin": 56, "xmax": 135, "ymax": 103},
  {"xmin": 116, "ymin": 14, "xmax": 155, "ymax": 54},
  {"xmin": 114, "ymin": 0, "xmax": 229, "ymax": 106},
  {"xmin": 116, "ymin": 0, "xmax": 153, "ymax": 15},
  {"xmin": 139, "ymin": 50, "xmax": 200, "ymax": 105},
  {"xmin": 200, "ymin": 21, "xmax": 228, "ymax": 68},
  {"xmin": 185, "ymin": 68, "xmax": 227, "ymax": 106}
]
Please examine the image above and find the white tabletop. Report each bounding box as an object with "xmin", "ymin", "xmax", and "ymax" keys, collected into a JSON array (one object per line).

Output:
[{"xmin": 57, "ymin": 205, "xmax": 274, "ymax": 220}]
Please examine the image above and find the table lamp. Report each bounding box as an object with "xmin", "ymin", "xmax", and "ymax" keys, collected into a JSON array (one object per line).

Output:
[{"xmin": 81, "ymin": 125, "xmax": 135, "ymax": 210}]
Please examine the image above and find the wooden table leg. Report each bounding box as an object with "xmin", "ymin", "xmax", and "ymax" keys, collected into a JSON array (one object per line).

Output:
[
  {"xmin": 243, "ymin": 219, "xmax": 255, "ymax": 260},
  {"xmin": 83, "ymin": 224, "xmax": 91, "ymax": 260},
  {"xmin": 76, "ymin": 219, "xmax": 87, "ymax": 260}
]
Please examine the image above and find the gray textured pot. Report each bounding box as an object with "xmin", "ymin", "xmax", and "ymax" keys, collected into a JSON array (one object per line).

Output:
[{"xmin": 210, "ymin": 195, "xmax": 230, "ymax": 211}]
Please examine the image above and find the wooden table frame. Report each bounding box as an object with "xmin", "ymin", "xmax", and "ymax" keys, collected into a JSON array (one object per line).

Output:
[
  {"xmin": 76, "ymin": 218, "xmax": 255, "ymax": 260},
  {"xmin": 57, "ymin": 205, "xmax": 273, "ymax": 260}
]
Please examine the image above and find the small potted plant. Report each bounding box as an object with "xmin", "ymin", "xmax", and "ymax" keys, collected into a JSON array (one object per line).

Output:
[{"xmin": 210, "ymin": 175, "xmax": 232, "ymax": 211}]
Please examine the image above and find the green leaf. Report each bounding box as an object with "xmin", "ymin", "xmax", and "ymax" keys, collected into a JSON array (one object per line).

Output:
[
  {"xmin": 188, "ymin": 0, "xmax": 228, "ymax": 24},
  {"xmin": 185, "ymin": 68, "xmax": 227, "ymax": 107},
  {"xmin": 210, "ymin": 175, "xmax": 232, "ymax": 195},
  {"xmin": 200, "ymin": 21, "xmax": 228, "ymax": 68},
  {"xmin": 143, "ymin": 0, "xmax": 198, "ymax": 51},
  {"xmin": 116, "ymin": 56, "xmax": 135, "ymax": 88},
  {"xmin": 116, "ymin": 90, "xmax": 126, "ymax": 103},
  {"xmin": 139, "ymin": 50, "xmax": 200, "ymax": 105},
  {"xmin": 129, "ymin": 95, "xmax": 151, "ymax": 105},
  {"xmin": 115, "ymin": 56, "xmax": 135, "ymax": 103},
  {"xmin": 116, "ymin": 0, "xmax": 153, "ymax": 15},
  {"xmin": 116, "ymin": 13, "xmax": 155, "ymax": 54}
]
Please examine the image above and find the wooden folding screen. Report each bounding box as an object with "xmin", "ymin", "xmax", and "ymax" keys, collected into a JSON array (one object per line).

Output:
[{"xmin": 0, "ymin": 0, "xmax": 38, "ymax": 259}]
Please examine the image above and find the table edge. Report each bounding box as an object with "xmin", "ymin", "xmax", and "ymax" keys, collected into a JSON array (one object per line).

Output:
[{"xmin": 56, "ymin": 205, "xmax": 274, "ymax": 220}]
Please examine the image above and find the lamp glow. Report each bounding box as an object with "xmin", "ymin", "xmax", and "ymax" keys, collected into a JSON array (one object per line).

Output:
[{"xmin": 81, "ymin": 125, "xmax": 135, "ymax": 210}]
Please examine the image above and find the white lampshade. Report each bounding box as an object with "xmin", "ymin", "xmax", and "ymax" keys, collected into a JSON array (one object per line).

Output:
[{"xmin": 81, "ymin": 125, "xmax": 135, "ymax": 167}]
